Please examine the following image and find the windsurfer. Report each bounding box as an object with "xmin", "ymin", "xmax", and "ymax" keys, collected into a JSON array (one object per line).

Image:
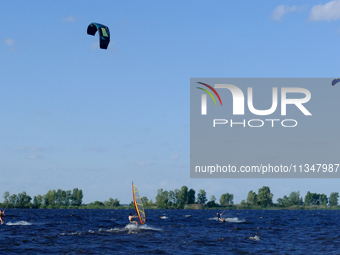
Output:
[
  {"xmin": 0, "ymin": 210, "xmax": 5, "ymax": 225},
  {"xmin": 129, "ymin": 213, "xmax": 139, "ymax": 226}
]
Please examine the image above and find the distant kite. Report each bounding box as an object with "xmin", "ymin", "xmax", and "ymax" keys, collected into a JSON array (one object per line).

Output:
[
  {"xmin": 332, "ymin": 78, "xmax": 340, "ymax": 86},
  {"xmin": 87, "ymin": 22, "xmax": 110, "ymax": 49}
]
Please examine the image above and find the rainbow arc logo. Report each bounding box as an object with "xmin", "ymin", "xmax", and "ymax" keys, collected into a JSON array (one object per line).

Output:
[
  {"xmin": 196, "ymin": 82, "xmax": 222, "ymax": 106},
  {"xmin": 196, "ymin": 82, "xmax": 222, "ymax": 115}
]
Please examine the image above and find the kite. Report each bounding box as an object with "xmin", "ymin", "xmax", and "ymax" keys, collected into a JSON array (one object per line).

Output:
[
  {"xmin": 332, "ymin": 79, "xmax": 340, "ymax": 86},
  {"xmin": 87, "ymin": 22, "xmax": 110, "ymax": 49}
]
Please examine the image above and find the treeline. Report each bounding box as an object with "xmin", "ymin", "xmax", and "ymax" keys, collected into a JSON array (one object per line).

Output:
[
  {"xmin": 155, "ymin": 186, "xmax": 234, "ymax": 209},
  {"xmin": 241, "ymin": 187, "xmax": 339, "ymax": 208},
  {"xmin": 1, "ymin": 188, "xmax": 83, "ymax": 209},
  {"xmin": 1, "ymin": 186, "xmax": 340, "ymax": 210},
  {"xmin": 154, "ymin": 186, "xmax": 340, "ymax": 209},
  {"xmin": 87, "ymin": 198, "xmax": 120, "ymax": 209}
]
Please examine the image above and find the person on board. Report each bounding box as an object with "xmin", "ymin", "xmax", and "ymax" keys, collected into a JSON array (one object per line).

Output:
[
  {"xmin": 0, "ymin": 210, "xmax": 5, "ymax": 225},
  {"xmin": 129, "ymin": 213, "xmax": 139, "ymax": 226},
  {"xmin": 216, "ymin": 212, "xmax": 225, "ymax": 222}
]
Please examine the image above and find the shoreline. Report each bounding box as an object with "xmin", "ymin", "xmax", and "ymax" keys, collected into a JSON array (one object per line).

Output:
[{"xmin": 1, "ymin": 205, "xmax": 340, "ymax": 210}]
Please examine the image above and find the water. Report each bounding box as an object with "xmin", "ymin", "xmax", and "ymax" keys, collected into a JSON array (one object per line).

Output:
[{"xmin": 1, "ymin": 209, "xmax": 340, "ymax": 254}]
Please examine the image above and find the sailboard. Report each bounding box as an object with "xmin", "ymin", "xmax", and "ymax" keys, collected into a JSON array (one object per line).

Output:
[{"xmin": 132, "ymin": 182, "xmax": 146, "ymax": 225}]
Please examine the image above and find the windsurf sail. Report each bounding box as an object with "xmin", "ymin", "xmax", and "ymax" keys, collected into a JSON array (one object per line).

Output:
[{"xmin": 132, "ymin": 182, "xmax": 146, "ymax": 225}]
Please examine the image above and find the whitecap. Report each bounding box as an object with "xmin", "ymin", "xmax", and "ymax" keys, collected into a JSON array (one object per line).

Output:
[
  {"xmin": 224, "ymin": 217, "xmax": 245, "ymax": 223},
  {"xmin": 6, "ymin": 221, "xmax": 32, "ymax": 226},
  {"xmin": 248, "ymin": 235, "xmax": 260, "ymax": 241},
  {"xmin": 209, "ymin": 217, "xmax": 245, "ymax": 223},
  {"xmin": 60, "ymin": 232, "xmax": 81, "ymax": 236},
  {"xmin": 104, "ymin": 224, "xmax": 162, "ymax": 233},
  {"xmin": 139, "ymin": 224, "xmax": 162, "ymax": 231},
  {"xmin": 125, "ymin": 223, "xmax": 139, "ymax": 230}
]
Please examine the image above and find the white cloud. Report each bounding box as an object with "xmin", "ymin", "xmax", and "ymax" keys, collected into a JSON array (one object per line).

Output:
[
  {"xmin": 63, "ymin": 15, "xmax": 76, "ymax": 22},
  {"xmin": 271, "ymin": 5, "xmax": 299, "ymax": 21},
  {"xmin": 309, "ymin": 0, "xmax": 340, "ymax": 21},
  {"xmin": 27, "ymin": 154, "xmax": 44, "ymax": 160},
  {"xmin": 170, "ymin": 153, "xmax": 181, "ymax": 160},
  {"xmin": 137, "ymin": 161, "xmax": 154, "ymax": 167},
  {"xmin": 91, "ymin": 41, "xmax": 99, "ymax": 49},
  {"xmin": 4, "ymin": 38, "xmax": 15, "ymax": 49},
  {"xmin": 14, "ymin": 146, "xmax": 51, "ymax": 152}
]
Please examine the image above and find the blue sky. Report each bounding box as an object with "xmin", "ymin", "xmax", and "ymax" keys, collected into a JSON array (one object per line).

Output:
[{"xmin": 1, "ymin": 0, "xmax": 340, "ymax": 204}]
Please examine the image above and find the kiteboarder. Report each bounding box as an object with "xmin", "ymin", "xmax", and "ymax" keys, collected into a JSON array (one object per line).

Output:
[
  {"xmin": 129, "ymin": 213, "xmax": 139, "ymax": 226},
  {"xmin": 216, "ymin": 212, "xmax": 225, "ymax": 222},
  {"xmin": 0, "ymin": 210, "xmax": 5, "ymax": 225}
]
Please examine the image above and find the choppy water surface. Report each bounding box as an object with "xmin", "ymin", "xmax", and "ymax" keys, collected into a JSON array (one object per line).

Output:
[{"xmin": 1, "ymin": 209, "xmax": 340, "ymax": 254}]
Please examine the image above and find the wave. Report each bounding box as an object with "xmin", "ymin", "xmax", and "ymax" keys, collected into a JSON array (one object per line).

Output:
[
  {"xmin": 126, "ymin": 223, "xmax": 162, "ymax": 231},
  {"xmin": 60, "ymin": 232, "xmax": 82, "ymax": 236},
  {"xmin": 209, "ymin": 217, "xmax": 245, "ymax": 223},
  {"xmin": 60, "ymin": 224, "xmax": 163, "ymax": 237},
  {"xmin": 248, "ymin": 235, "xmax": 260, "ymax": 241},
  {"xmin": 159, "ymin": 216, "xmax": 168, "ymax": 219},
  {"xmin": 104, "ymin": 224, "xmax": 162, "ymax": 234},
  {"xmin": 6, "ymin": 221, "xmax": 32, "ymax": 226}
]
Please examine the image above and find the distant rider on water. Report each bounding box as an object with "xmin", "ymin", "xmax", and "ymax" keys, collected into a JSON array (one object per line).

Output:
[
  {"xmin": 216, "ymin": 212, "xmax": 225, "ymax": 222},
  {"xmin": 0, "ymin": 210, "xmax": 5, "ymax": 225}
]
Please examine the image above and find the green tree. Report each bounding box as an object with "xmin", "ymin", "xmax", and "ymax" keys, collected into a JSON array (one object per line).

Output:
[
  {"xmin": 319, "ymin": 194, "xmax": 328, "ymax": 206},
  {"xmin": 289, "ymin": 191, "xmax": 303, "ymax": 206},
  {"xmin": 305, "ymin": 192, "xmax": 327, "ymax": 206},
  {"xmin": 77, "ymin": 189, "xmax": 83, "ymax": 205},
  {"xmin": 90, "ymin": 201, "xmax": 105, "ymax": 207},
  {"xmin": 155, "ymin": 189, "xmax": 169, "ymax": 209},
  {"xmin": 56, "ymin": 189, "xmax": 63, "ymax": 205},
  {"xmin": 278, "ymin": 195, "xmax": 290, "ymax": 207},
  {"xmin": 168, "ymin": 190, "xmax": 179, "ymax": 207},
  {"xmin": 278, "ymin": 192, "xmax": 303, "ymax": 207},
  {"xmin": 9, "ymin": 194, "xmax": 18, "ymax": 206},
  {"xmin": 197, "ymin": 189, "xmax": 207, "ymax": 204},
  {"xmin": 206, "ymin": 195, "xmax": 218, "ymax": 207},
  {"xmin": 141, "ymin": 197, "xmax": 148, "ymax": 206},
  {"xmin": 219, "ymin": 193, "xmax": 234, "ymax": 206},
  {"xmin": 187, "ymin": 189, "xmax": 196, "ymax": 204},
  {"xmin": 16, "ymin": 191, "xmax": 31, "ymax": 207},
  {"xmin": 112, "ymin": 198, "xmax": 120, "ymax": 206},
  {"xmin": 178, "ymin": 186, "xmax": 189, "ymax": 206},
  {"xmin": 33, "ymin": 195, "xmax": 43, "ymax": 208},
  {"xmin": 104, "ymin": 198, "xmax": 118, "ymax": 207},
  {"xmin": 45, "ymin": 190, "xmax": 56, "ymax": 206},
  {"xmin": 329, "ymin": 192, "xmax": 339, "ymax": 206},
  {"xmin": 106, "ymin": 198, "xmax": 120, "ymax": 207},
  {"xmin": 65, "ymin": 190, "xmax": 72, "ymax": 206},
  {"xmin": 3, "ymin": 191, "xmax": 10, "ymax": 204},
  {"xmin": 257, "ymin": 186, "xmax": 273, "ymax": 207},
  {"xmin": 71, "ymin": 188, "xmax": 83, "ymax": 206},
  {"xmin": 246, "ymin": 190, "xmax": 257, "ymax": 206},
  {"xmin": 304, "ymin": 191, "xmax": 312, "ymax": 205}
]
